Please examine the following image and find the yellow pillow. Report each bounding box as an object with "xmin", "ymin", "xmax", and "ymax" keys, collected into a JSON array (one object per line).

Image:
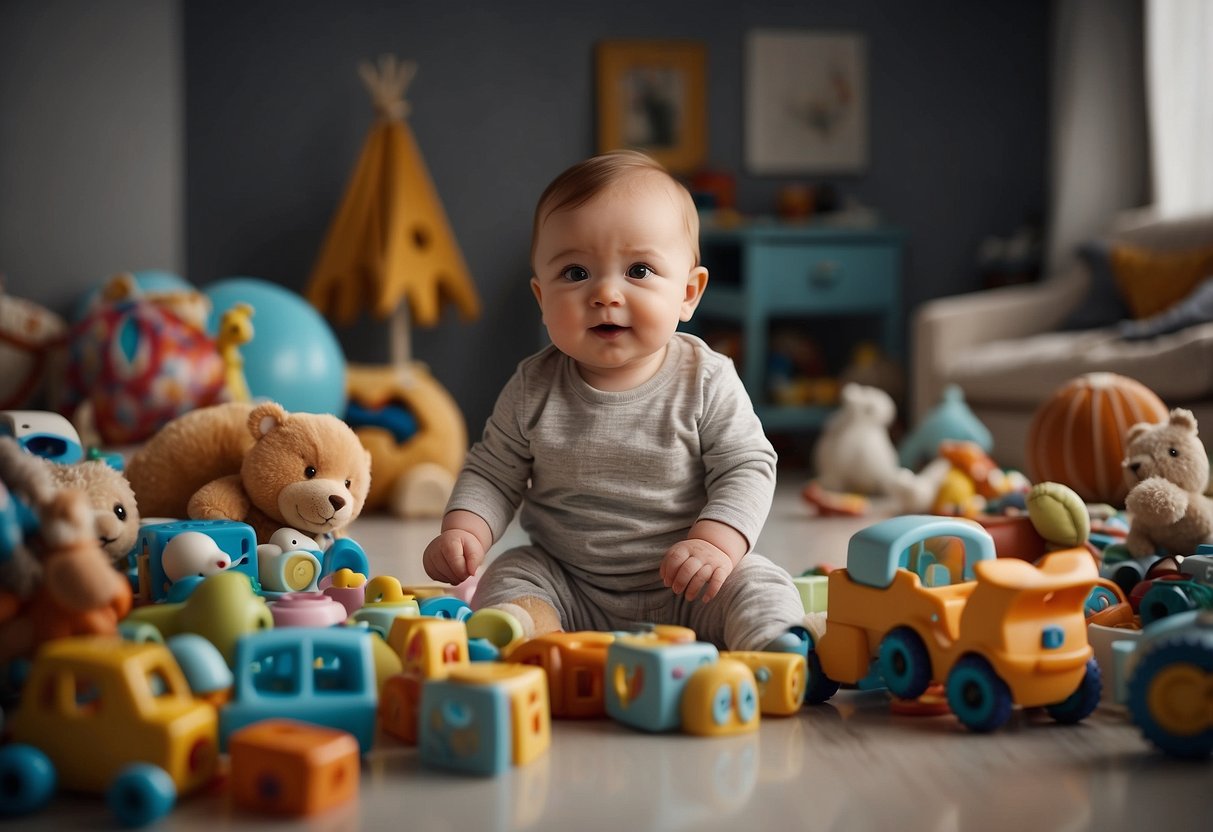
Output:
[{"xmin": 1110, "ymin": 243, "xmax": 1213, "ymax": 319}]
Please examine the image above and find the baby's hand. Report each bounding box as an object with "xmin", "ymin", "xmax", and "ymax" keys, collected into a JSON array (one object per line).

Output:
[
  {"xmin": 661, "ymin": 539, "xmax": 734, "ymax": 603},
  {"xmin": 423, "ymin": 529, "xmax": 485, "ymax": 585}
]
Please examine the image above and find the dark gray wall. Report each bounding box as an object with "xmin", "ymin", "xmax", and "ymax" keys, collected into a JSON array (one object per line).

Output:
[{"xmin": 180, "ymin": 0, "xmax": 1050, "ymax": 437}]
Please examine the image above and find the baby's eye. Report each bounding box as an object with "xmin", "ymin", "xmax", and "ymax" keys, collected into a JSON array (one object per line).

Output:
[
  {"xmin": 627, "ymin": 263, "xmax": 652, "ymax": 279},
  {"xmin": 560, "ymin": 265, "xmax": 590, "ymax": 282}
]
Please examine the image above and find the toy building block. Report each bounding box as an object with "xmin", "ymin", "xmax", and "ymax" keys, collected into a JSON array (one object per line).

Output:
[
  {"xmin": 350, "ymin": 575, "xmax": 420, "ymax": 637},
  {"xmin": 507, "ymin": 631, "xmax": 615, "ymax": 718},
  {"xmin": 136, "ymin": 519, "xmax": 258, "ymax": 602},
  {"xmin": 229, "ymin": 719, "xmax": 359, "ymax": 816},
  {"xmin": 166, "ymin": 633, "xmax": 234, "ymax": 707},
  {"xmin": 220, "ymin": 627, "xmax": 378, "ymax": 753},
  {"xmin": 418, "ymin": 595, "xmax": 473, "ymax": 621},
  {"xmin": 322, "ymin": 568, "xmax": 368, "ymax": 618},
  {"xmin": 270, "ymin": 592, "xmax": 350, "ymax": 628},
  {"xmin": 680, "ymin": 658, "xmax": 761, "ymax": 736},
  {"xmin": 720, "ymin": 651, "xmax": 806, "ymax": 716},
  {"xmin": 397, "ymin": 583, "xmax": 453, "ymax": 601},
  {"xmin": 605, "ymin": 638, "xmax": 719, "ymax": 732},
  {"xmin": 418, "ymin": 662, "xmax": 550, "ymax": 776},
  {"xmin": 380, "ymin": 671, "xmax": 425, "ymax": 744},
  {"xmin": 793, "ymin": 574, "xmax": 828, "ymax": 613},
  {"xmin": 387, "ymin": 616, "xmax": 470, "ymax": 678},
  {"xmin": 257, "ymin": 546, "xmax": 322, "ymax": 593},
  {"xmin": 125, "ymin": 570, "xmax": 274, "ymax": 666}
]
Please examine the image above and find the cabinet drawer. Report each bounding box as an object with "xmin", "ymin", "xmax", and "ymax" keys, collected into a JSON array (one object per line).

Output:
[{"xmin": 749, "ymin": 243, "xmax": 898, "ymax": 311}]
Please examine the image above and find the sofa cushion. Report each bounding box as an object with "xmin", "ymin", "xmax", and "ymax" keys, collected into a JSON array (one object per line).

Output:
[
  {"xmin": 946, "ymin": 322, "xmax": 1213, "ymax": 407},
  {"xmin": 1109, "ymin": 242, "xmax": 1213, "ymax": 318}
]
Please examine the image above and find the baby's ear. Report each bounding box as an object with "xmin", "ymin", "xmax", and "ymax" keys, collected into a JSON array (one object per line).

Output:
[
  {"xmin": 530, "ymin": 276, "xmax": 544, "ymax": 308},
  {"xmin": 680, "ymin": 266, "xmax": 709, "ymax": 321}
]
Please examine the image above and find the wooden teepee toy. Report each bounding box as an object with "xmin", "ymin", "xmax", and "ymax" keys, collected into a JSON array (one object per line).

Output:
[{"xmin": 306, "ymin": 55, "xmax": 478, "ymax": 517}]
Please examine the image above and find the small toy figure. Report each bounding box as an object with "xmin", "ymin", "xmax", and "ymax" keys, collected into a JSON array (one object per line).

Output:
[
  {"xmin": 422, "ymin": 150, "xmax": 808, "ymax": 654},
  {"xmin": 812, "ymin": 383, "xmax": 900, "ymax": 495}
]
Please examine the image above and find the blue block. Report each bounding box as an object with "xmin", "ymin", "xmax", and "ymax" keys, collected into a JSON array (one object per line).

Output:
[
  {"xmin": 419, "ymin": 678, "xmax": 510, "ymax": 775},
  {"xmin": 136, "ymin": 519, "xmax": 258, "ymax": 601},
  {"xmin": 219, "ymin": 627, "xmax": 378, "ymax": 752},
  {"xmin": 418, "ymin": 596, "xmax": 473, "ymax": 621},
  {"xmin": 605, "ymin": 640, "xmax": 718, "ymax": 732}
]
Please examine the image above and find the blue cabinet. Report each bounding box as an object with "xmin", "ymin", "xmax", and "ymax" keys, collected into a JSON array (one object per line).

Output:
[{"xmin": 691, "ymin": 222, "xmax": 905, "ymax": 432}]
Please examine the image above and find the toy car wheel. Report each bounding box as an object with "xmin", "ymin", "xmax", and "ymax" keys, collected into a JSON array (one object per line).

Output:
[
  {"xmin": 1139, "ymin": 583, "xmax": 1195, "ymax": 626},
  {"xmin": 0, "ymin": 743, "xmax": 56, "ymax": 816},
  {"xmin": 1127, "ymin": 636, "xmax": 1213, "ymax": 758},
  {"xmin": 878, "ymin": 627, "xmax": 932, "ymax": 700},
  {"xmin": 1045, "ymin": 658, "xmax": 1102, "ymax": 724},
  {"xmin": 945, "ymin": 654, "xmax": 1012, "ymax": 733},
  {"xmin": 106, "ymin": 763, "xmax": 177, "ymax": 828},
  {"xmin": 804, "ymin": 651, "xmax": 840, "ymax": 705}
]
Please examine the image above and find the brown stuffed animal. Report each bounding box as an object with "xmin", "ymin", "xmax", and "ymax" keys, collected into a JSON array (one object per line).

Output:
[
  {"xmin": 1122, "ymin": 407, "xmax": 1213, "ymax": 557},
  {"xmin": 44, "ymin": 458, "xmax": 140, "ymax": 567},
  {"xmin": 126, "ymin": 401, "xmax": 372, "ymax": 543}
]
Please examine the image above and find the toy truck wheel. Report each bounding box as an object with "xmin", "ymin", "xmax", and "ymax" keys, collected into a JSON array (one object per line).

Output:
[
  {"xmin": 0, "ymin": 744, "xmax": 56, "ymax": 816},
  {"xmin": 106, "ymin": 763, "xmax": 177, "ymax": 828},
  {"xmin": 1127, "ymin": 636, "xmax": 1213, "ymax": 758},
  {"xmin": 804, "ymin": 651, "xmax": 840, "ymax": 705},
  {"xmin": 945, "ymin": 655, "xmax": 1013, "ymax": 733},
  {"xmin": 1045, "ymin": 658, "xmax": 1102, "ymax": 724},
  {"xmin": 878, "ymin": 627, "xmax": 932, "ymax": 700},
  {"xmin": 1139, "ymin": 583, "xmax": 1195, "ymax": 626}
]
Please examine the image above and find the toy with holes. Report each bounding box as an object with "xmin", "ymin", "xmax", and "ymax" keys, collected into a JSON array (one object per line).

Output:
[
  {"xmin": 1120, "ymin": 608, "xmax": 1213, "ymax": 758},
  {"xmin": 135, "ymin": 519, "xmax": 258, "ymax": 602},
  {"xmin": 604, "ymin": 635, "xmax": 756, "ymax": 732},
  {"xmin": 0, "ymin": 636, "xmax": 219, "ymax": 827},
  {"xmin": 349, "ymin": 575, "xmax": 420, "ymax": 638},
  {"xmin": 720, "ymin": 651, "xmax": 806, "ymax": 716},
  {"xmin": 808, "ymin": 515, "xmax": 1103, "ymax": 733},
  {"xmin": 219, "ymin": 626, "xmax": 378, "ymax": 753},
  {"xmin": 507, "ymin": 631, "xmax": 616, "ymax": 718},
  {"xmin": 418, "ymin": 662, "xmax": 550, "ymax": 775},
  {"xmin": 380, "ymin": 617, "xmax": 472, "ymax": 744},
  {"xmin": 229, "ymin": 719, "xmax": 360, "ymax": 816},
  {"xmin": 679, "ymin": 657, "xmax": 761, "ymax": 737}
]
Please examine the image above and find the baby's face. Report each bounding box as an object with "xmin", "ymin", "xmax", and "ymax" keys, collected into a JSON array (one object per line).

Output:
[{"xmin": 531, "ymin": 175, "xmax": 706, "ymax": 391}]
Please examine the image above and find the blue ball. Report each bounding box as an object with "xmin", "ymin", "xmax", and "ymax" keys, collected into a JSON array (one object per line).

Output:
[{"xmin": 204, "ymin": 277, "xmax": 347, "ymax": 415}]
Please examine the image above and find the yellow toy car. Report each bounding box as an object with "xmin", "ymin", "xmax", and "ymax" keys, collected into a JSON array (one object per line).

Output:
[
  {"xmin": 0, "ymin": 636, "xmax": 218, "ymax": 826},
  {"xmin": 810, "ymin": 516, "xmax": 1102, "ymax": 732}
]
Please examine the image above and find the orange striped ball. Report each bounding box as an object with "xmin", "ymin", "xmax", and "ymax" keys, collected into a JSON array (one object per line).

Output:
[{"xmin": 1026, "ymin": 373, "xmax": 1167, "ymax": 506}]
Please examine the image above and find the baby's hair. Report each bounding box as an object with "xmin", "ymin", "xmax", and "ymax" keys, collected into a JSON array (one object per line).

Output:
[{"xmin": 530, "ymin": 149, "xmax": 701, "ymax": 266}]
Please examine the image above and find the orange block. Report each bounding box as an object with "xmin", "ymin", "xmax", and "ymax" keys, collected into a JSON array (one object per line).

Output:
[
  {"xmin": 379, "ymin": 672, "xmax": 424, "ymax": 744},
  {"xmin": 229, "ymin": 719, "xmax": 359, "ymax": 816}
]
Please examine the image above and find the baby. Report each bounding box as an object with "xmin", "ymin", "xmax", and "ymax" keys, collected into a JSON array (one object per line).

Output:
[{"xmin": 423, "ymin": 149, "xmax": 808, "ymax": 652}]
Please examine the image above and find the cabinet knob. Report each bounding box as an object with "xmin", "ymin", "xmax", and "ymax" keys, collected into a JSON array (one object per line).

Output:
[{"xmin": 809, "ymin": 261, "xmax": 840, "ymax": 288}]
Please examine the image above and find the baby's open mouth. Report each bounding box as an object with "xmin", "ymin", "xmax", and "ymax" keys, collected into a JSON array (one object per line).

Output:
[{"xmin": 592, "ymin": 324, "xmax": 626, "ymax": 335}]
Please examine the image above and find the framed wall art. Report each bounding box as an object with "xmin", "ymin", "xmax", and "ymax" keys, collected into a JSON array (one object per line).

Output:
[
  {"xmin": 745, "ymin": 30, "xmax": 868, "ymax": 174},
  {"xmin": 595, "ymin": 40, "xmax": 707, "ymax": 173}
]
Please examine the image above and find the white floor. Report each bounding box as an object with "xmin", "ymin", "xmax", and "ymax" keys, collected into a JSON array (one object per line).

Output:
[{"xmin": 9, "ymin": 477, "xmax": 1212, "ymax": 831}]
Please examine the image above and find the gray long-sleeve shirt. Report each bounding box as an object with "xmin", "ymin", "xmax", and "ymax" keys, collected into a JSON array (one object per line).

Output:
[{"xmin": 446, "ymin": 333, "xmax": 777, "ymax": 592}]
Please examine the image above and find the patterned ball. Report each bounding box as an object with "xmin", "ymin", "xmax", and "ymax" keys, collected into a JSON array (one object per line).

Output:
[{"xmin": 1026, "ymin": 372, "xmax": 1167, "ymax": 506}]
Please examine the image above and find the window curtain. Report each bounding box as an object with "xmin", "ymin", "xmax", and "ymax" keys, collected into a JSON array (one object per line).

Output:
[
  {"xmin": 1146, "ymin": 0, "xmax": 1213, "ymax": 218},
  {"xmin": 1046, "ymin": 0, "xmax": 1149, "ymax": 273}
]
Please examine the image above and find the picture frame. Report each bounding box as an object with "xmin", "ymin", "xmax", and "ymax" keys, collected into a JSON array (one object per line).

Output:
[
  {"xmin": 745, "ymin": 30, "xmax": 868, "ymax": 174},
  {"xmin": 595, "ymin": 40, "xmax": 707, "ymax": 174}
]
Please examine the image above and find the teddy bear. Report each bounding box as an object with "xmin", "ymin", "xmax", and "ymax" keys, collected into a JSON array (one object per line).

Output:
[
  {"xmin": 43, "ymin": 458, "xmax": 140, "ymax": 568},
  {"xmin": 1121, "ymin": 407, "xmax": 1213, "ymax": 557},
  {"xmin": 812, "ymin": 383, "xmax": 901, "ymax": 495},
  {"xmin": 125, "ymin": 401, "xmax": 372, "ymax": 544}
]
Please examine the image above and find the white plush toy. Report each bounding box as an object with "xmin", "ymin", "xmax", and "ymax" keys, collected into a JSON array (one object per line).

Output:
[{"xmin": 813, "ymin": 383, "xmax": 902, "ymax": 495}]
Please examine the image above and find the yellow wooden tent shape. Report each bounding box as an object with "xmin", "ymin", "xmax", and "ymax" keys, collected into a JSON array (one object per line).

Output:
[{"xmin": 306, "ymin": 55, "xmax": 480, "ymax": 362}]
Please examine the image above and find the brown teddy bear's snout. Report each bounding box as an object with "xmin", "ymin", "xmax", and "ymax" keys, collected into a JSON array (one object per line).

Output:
[{"xmin": 277, "ymin": 479, "xmax": 356, "ymax": 533}]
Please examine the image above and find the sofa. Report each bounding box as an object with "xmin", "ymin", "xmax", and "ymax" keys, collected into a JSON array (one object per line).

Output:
[{"xmin": 912, "ymin": 210, "xmax": 1213, "ymax": 473}]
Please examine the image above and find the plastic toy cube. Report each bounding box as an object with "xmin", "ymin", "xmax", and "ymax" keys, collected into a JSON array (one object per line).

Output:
[
  {"xmin": 136, "ymin": 519, "xmax": 258, "ymax": 602},
  {"xmin": 229, "ymin": 719, "xmax": 359, "ymax": 816},
  {"xmin": 793, "ymin": 575, "xmax": 829, "ymax": 613},
  {"xmin": 507, "ymin": 631, "xmax": 615, "ymax": 718},
  {"xmin": 380, "ymin": 672, "xmax": 424, "ymax": 744},
  {"xmin": 720, "ymin": 651, "xmax": 806, "ymax": 715},
  {"xmin": 418, "ymin": 662, "xmax": 550, "ymax": 775},
  {"xmin": 387, "ymin": 617, "xmax": 470, "ymax": 678},
  {"xmin": 681, "ymin": 658, "xmax": 761, "ymax": 737},
  {"xmin": 605, "ymin": 638, "xmax": 719, "ymax": 732}
]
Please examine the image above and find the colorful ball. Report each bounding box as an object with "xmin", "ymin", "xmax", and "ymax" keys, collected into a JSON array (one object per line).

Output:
[
  {"xmin": 204, "ymin": 278, "xmax": 346, "ymax": 415},
  {"xmin": 1026, "ymin": 372, "xmax": 1168, "ymax": 506}
]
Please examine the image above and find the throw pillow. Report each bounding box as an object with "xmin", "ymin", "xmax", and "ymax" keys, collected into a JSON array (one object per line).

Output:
[
  {"xmin": 1118, "ymin": 274, "xmax": 1213, "ymax": 340},
  {"xmin": 1063, "ymin": 239, "xmax": 1130, "ymax": 330},
  {"xmin": 1109, "ymin": 242, "xmax": 1213, "ymax": 319}
]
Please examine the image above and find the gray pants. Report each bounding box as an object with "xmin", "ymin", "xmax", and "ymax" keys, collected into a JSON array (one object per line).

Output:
[{"xmin": 473, "ymin": 545, "xmax": 806, "ymax": 651}]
